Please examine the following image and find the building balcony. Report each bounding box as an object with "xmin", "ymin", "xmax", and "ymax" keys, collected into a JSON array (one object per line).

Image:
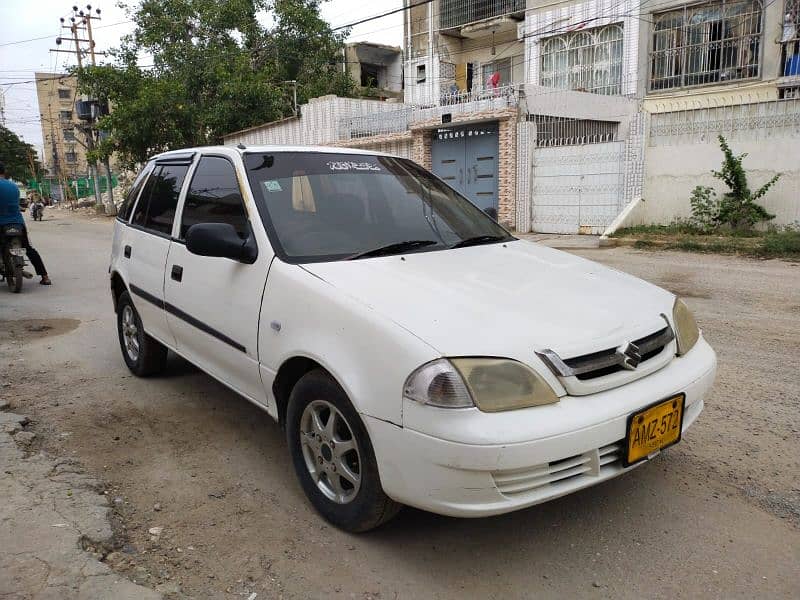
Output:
[{"xmin": 440, "ymin": 0, "xmax": 525, "ymax": 35}]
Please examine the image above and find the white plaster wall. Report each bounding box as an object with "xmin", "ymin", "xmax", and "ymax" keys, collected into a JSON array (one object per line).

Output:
[
  {"xmin": 639, "ymin": 137, "xmax": 800, "ymax": 226},
  {"xmin": 404, "ymin": 56, "xmax": 441, "ymax": 105}
]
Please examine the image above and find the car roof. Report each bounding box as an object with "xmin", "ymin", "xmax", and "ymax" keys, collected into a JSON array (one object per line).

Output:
[{"xmin": 149, "ymin": 145, "xmax": 396, "ymax": 161}]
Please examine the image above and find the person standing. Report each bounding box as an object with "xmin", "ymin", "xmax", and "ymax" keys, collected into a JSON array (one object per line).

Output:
[{"xmin": 0, "ymin": 163, "xmax": 51, "ymax": 285}]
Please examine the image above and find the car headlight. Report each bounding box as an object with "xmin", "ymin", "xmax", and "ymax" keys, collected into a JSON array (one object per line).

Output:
[
  {"xmin": 673, "ymin": 298, "xmax": 700, "ymax": 356},
  {"xmin": 403, "ymin": 358, "xmax": 559, "ymax": 412}
]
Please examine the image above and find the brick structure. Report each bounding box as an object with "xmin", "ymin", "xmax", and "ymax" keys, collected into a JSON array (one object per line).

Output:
[{"xmin": 410, "ymin": 129, "xmax": 433, "ymax": 170}]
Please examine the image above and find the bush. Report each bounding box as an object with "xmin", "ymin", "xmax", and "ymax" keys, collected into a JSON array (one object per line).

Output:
[
  {"xmin": 759, "ymin": 230, "xmax": 800, "ymax": 257},
  {"xmin": 689, "ymin": 135, "xmax": 780, "ymax": 232},
  {"xmin": 688, "ymin": 186, "xmax": 721, "ymax": 233}
]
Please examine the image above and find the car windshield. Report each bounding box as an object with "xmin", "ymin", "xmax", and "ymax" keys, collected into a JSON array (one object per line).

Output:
[{"xmin": 243, "ymin": 152, "xmax": 513, "ymax": 263}]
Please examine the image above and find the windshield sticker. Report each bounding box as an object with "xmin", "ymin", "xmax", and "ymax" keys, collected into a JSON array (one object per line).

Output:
[
  {"xmin": 263, "ymin": 180, "xmax": 283, "ymax": 192},
  {"xmin": 326, "ymin": 161, "xmax": 381, "ymax": 172}
]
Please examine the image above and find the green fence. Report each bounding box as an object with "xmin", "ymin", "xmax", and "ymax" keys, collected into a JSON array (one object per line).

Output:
[{"xmin": 28, "ymin": 175, "xmax": 119, "ymax": 201}]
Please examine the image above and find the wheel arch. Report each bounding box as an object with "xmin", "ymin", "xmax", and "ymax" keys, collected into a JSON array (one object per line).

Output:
[
  {"xmin": 110, "ymin": 271, "xmax": 128, "ymax": 313},
  {"xmin": 272, "ymin": 355, "xmax": 344, "ymax": 429}
]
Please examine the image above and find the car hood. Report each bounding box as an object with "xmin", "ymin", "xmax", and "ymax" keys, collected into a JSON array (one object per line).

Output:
[{"xmin": 300, "ymin": 240, "xmax": 674, "ymax": 360}]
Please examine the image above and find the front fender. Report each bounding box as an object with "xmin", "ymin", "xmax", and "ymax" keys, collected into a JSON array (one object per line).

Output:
[{"xmin": 258, "ymin": 260, "xmax": 440, "ymax": 426}]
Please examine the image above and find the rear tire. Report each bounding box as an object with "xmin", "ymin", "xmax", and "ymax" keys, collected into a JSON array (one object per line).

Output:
[
  {"xmin": 286, "ymin": 369, "xmax": 401, "ymax": 532},
  {"xmin": 116, "ymin": 290, "xmax": 168, "ymax": 376},
  {"xmin": 3, "ymin": 252, "xmax": 22, "ymax": 293}
]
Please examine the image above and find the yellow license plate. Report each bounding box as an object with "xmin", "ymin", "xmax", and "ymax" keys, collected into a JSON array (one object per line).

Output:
[{"xmin": 624, "ymin": 394, "xmax": 685, "ymax": 466}]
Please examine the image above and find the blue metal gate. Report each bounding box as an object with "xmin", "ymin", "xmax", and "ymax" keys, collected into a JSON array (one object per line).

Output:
[{"xmin": 431, "ymin": 123, "xmax": 499, "ymax": 213}]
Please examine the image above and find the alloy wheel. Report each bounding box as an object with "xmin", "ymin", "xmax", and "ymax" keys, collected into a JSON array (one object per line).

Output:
[
  {"xmin": 299, "ymin": 400, "xmax": 362, "ymax": 504},
  {"xmin": 121, "ymin": 305, "xmax": 140, "ymax": 362}
]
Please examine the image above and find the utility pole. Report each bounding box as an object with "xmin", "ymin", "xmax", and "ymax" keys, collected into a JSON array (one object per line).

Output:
[
  {"xmin": 26, "ymin": 147, "xmax": 38, "ymax": 187},
  {"xmin": 81, "ymin": 5, "xmax": 114, "ymax": 208},
  {"xmin": 44, "ymin": 104, "xmax": 65, "ymax": 203},
  {"xmin": 51, "ymin": 5, "xmax": 109, "ymax": 210}
]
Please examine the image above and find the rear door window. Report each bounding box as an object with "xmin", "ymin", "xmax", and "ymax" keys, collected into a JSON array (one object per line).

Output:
[
  {"xmin": 118, "ymin": 162, "xmax": 153, "ymax": 222},
  {"xmin": 179, "ymin": 156, "xmax": 248, "ymax": 239}
]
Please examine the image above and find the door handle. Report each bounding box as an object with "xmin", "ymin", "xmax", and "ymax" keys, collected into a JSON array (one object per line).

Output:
[
  {"xmin": 458, "ymin": 168, "xmax": 463, "ymax": 186},
  {"xmin": 467, "ymin": 167, "xmax": 471, "ymax": 185},
  {"xmin": 123, "ymin": 245, "xmax": 131, "ymax": 258},
  {"xmin": 171, "ymin": 264, "xmax": 183, "ymax": 282}
]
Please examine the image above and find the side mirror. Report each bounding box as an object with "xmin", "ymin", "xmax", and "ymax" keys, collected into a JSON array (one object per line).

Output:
[{"xmin": 185, "ymin": 223, "xmax": 257, "ymax": 263}]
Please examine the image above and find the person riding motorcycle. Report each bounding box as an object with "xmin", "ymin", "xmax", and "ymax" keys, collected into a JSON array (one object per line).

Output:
[
  {"xmin": 30, "ymin": 193, "xmax": 45, "ymax": 221},
  {"xmin": 0, "ymin": 163, "xmax": 51, "ymax": 285}
]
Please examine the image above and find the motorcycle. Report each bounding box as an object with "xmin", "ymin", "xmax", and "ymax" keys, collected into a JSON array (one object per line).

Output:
[
  {"xmin": 0, "ymin": 224, "xmax": 27, "ymax": 293},
  {"xmin": 31, "ymin": 201, "xmax": 44, "ymax": 221}
]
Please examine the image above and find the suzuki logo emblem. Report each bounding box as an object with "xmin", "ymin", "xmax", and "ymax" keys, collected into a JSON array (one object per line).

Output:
[{"xmin": 618, "ymin": 342, "xmax": 642, "ymax": 370}]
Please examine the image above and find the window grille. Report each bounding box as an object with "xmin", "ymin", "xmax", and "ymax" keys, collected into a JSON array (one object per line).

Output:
[
  {"xmin": 650, "ymin": 0, "xmax": 762, "ymax": 91},
  {"xmin": 781, "ymin": 0, "xmax": 800, "ymax": 77},
  {"xmin": 440, "ymin": 0, "xmax": 525, "ymax": 30},
  {"xmin": 540, "ymin": 24, "xmax": 624, "ymax": 96},
  {"xmin": 65, "ymin": 152, "xmax": 78, "ymax": 163},
  {"xmin": 527, "ymin": 115, "xmax": 618, "ymax": 147},
  {"xmin": 58, "ymin": 88, "xmax": 71, "ymax": 99},
  {"xmin": 63, "ymin": 129, "xmax": 75, "ymax": 141}
]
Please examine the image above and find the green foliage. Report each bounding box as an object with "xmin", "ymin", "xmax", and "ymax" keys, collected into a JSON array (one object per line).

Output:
[
  {"xmin": 77, "ymin": 0, "xmax": 354, "ymax": 168},
  {"xmin": 758, "ymin": 230, "xmax": 800, "ymax": 257},
  {"xmin": 0, "ymin": 125, "xmax": 42, "ymax": 181},
  {"xmin": 688, "ymin": 186, "xmax": 721, "ymax": 233},
  {"xmin": 690, "ymin": 135, "xmax": 779, "ymax": 231}
]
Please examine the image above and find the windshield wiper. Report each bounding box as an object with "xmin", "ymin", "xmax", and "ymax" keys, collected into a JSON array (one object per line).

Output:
[
  {"xmin": 345, "ymin": 240, "xmax": 438, "ymax": 260},
  {"xmin": 450, "ymin": 235, "xmax": 510, "ymax": 249}
]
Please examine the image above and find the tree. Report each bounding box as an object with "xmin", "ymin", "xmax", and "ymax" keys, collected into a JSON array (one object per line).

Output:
[
  {"xmin": 0, "ymin": 125, "xmax": 42, "ymax": 181},
  {"xmin": 78, "ymin": 0, "xmax": 353, "ymax": 168}
]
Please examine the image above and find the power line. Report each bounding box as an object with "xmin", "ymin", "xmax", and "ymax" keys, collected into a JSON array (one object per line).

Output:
[
  {"xmin": 332, "ymin": 0, "xmax": 434, "ymax": 32},
  {"xmin": 0, "ymin": 19, "xmax": 133, "ymax": 47}
]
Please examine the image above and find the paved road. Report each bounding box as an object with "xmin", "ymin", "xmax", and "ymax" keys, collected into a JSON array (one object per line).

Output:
[{"xmin": 1, "ymin": 211, "xmax": 798, "ymax": 599}]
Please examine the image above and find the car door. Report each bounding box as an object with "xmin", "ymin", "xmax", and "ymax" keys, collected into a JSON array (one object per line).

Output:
[
  {"xmin": 124, "ymin": 159, "xmax": 190, "ymax": 348},
  {"xmin": 164, "ymin": 154, "xmax": 270, "ymax": 404},
  {"xmin": 112, "ymin": 160, "xmax": 153, "ymax": 307}
]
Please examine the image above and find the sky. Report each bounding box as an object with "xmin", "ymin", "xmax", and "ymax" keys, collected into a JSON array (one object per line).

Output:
[{"xmin": 0, "ymin": 0, "xmax": 404, "ymax": 156}]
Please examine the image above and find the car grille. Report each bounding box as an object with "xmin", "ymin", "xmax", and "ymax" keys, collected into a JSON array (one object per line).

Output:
[
  {"xmin": 562, "ymin": 326, "xmax": 674, "ymax": 381},
  {"xmin": 492, "ymin": 441, "xmax": 624, "ymax": 497}
]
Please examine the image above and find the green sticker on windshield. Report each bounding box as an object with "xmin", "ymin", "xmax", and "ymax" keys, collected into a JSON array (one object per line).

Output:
[{"xmin": 263, "ymin": 180, "xmax": 282, "ymax": 192}]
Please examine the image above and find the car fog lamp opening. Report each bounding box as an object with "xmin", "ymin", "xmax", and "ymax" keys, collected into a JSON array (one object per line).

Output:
[
  {"xmin": 673, "ymin": 298, "xmax": 700, "ymax": 356},
  {"xmin": 451, "ymin": 358, "xmax": 559, "ymax": 412},
  {"xmin": 403, "ymin": 359, "xmax": 473, "ymax": 409}
]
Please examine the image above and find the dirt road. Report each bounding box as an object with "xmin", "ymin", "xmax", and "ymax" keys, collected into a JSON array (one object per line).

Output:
[{"xmin": 1, "ymin": 211, "xmax": 798, "ymax": 599}]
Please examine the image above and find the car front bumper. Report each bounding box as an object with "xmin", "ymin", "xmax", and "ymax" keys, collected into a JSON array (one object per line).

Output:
[{"xmin": 365, "ymin": 337, "xmax": 716, "ymax": 517}]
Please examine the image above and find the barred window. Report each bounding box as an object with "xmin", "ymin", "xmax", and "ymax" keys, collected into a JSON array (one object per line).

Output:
[
  {"xmin": 540, "ymin": 24, "xmax": 624, "ymax": 96},
  {"xmin": 781, "ymin": 0, "xmax": 799, "ymax": 77},
  {"xmin": 650, "ymin": 0, "xmax": 762, "ymax": 91}
]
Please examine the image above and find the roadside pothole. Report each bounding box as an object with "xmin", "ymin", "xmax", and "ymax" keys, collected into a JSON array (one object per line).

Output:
[{"xmin": 0, "ymin": 318, "xmax": 81, "ymax": 344}]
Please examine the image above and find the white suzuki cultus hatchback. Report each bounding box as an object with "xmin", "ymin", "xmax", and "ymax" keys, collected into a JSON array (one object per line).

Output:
[{"xmin": 110, "ymin": 146, "xmax": 717, "ymax": 531}]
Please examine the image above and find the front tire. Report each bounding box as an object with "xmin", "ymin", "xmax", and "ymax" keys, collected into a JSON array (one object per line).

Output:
[
  {"xmin": 116, "ymin": 291, "xmax": 167, "ymax": 376},
  {"xmin": 286, "ymin": 370, "xmax": 401, "ymax": 532}
]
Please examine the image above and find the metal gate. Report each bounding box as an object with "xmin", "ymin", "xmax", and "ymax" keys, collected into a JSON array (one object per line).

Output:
[
  {"xmin": 530, "ymin": 142, "xmax": 625, "ymax": 234},
  {"xmin": 431, "ymin": 123, "xmax": 499, "ymax": 214}
]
